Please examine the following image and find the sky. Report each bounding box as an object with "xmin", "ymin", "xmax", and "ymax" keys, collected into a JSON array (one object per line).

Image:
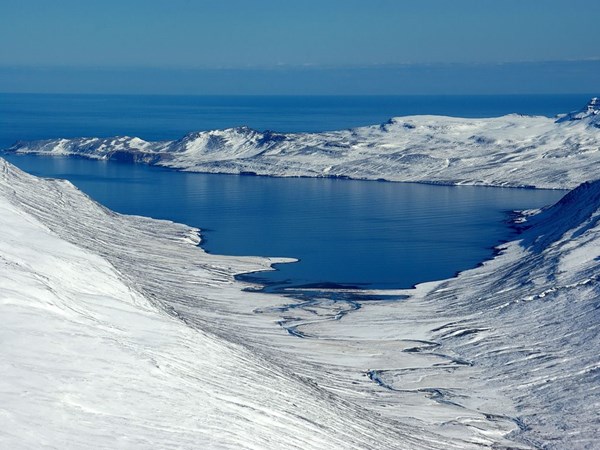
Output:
[{"xmin": 1, "ymin": 0, "xmax": 598, "ymax": 94}]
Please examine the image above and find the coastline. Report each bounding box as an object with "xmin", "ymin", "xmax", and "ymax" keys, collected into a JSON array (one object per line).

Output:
[
  {"xmin": 2, "ymin": 156, "xmax": 599, "ymax": 447},
  {"xmin": 0, "ymin": 91, "xmax": 597, "ymax": 450},
  {"xmin": 6, "ymin": 98, "xmax": 600, "ymax": 190},
  {"xmin": 0, "ymin": 150, "xmax": 563, "ymax": 190},
  {"xmin": 0, "ymin": 158, "xmax": 448, "ymax": 449}
]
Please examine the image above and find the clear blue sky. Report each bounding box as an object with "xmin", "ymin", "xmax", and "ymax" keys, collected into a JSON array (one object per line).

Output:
[{"xmin": 1, "ymin": 0, "xmax": 598, "ymax": 94}]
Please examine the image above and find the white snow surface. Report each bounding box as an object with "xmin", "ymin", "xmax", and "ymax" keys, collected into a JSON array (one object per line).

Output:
[
  {"xmin": 0, "ymin": 159, "xmax": 453, "ymax": 450},
  {"xmin": 1, "ymin": 149, "xmax": 600, "ymax": 449},
  {"xmin": 7, "ymin": 98, "xmax": 600, "ymax": 189},
  {"xmin": 1, "ymin": 98, "xmax": 600, "ymax": 449}
]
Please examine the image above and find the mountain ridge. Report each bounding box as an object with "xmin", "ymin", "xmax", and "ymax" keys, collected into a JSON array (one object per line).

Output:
[{"xmin": 6, "ymin": 98, "xmax": 600, "ymax": 189}]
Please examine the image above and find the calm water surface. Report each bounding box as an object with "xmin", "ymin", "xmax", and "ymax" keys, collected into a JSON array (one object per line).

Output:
[
  {"xmin": 0, "ymin": 93, "xmax": 594, "ymax": 148},
  {"xmin": 4, "ymin": 154, "xmax": 564, "ymax": 289},
  {"xmin": 1, "ymin": 94, "xmax": 575, "ymax": 289}
]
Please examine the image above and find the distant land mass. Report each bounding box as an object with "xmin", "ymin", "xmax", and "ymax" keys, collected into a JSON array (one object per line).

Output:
[{"xmin": 8, "ymin": 98, "xmax": 600, "ymax": 189}]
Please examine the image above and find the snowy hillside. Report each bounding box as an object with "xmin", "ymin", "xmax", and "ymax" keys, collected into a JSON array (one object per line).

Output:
[
  {"xmin": 7, "ymin": 98, "xmax": 600, "ymax": 189},
  {"xmin": 1, "ymin": 147, "xmax": 600, "ymax": 448},
  {"xmin": 0, "ymin": 158, "xmax": 454, "ymax": 449}
]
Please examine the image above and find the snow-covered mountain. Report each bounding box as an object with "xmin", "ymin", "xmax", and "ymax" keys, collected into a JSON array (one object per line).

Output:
[
  {"xmin": 2, "ymin": 98, "xmax": 600, "ymax": 448},
  {"xmin": 7, "ymin": 98, "xmax": 600, "ymax": 189},
  {"xmin": 2, "ymin": 144, "xmax": 600, "ymax": 448},
  {"xmin": 556, "ymin": 96, "xmax": 600, "ymax": 123},
  {"xmin": 0, "ymin": 158, "xmax": 452, "ymax": 450}
]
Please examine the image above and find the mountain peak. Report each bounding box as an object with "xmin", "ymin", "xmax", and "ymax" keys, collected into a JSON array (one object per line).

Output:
[
  {"xmin": 556, "ymin": 97, "xmax": 600, "ymax": 123},
  {"xmin": 585, "ymin": 97, "xmax": 599, "ymax": 113}
]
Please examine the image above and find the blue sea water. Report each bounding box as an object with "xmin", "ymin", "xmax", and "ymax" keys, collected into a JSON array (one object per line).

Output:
[
  {"xmin": 1, "ymin": 94, "xmax": 574, "ymax": 289},
  {"xmin": 2, "ymin": 154, "xmax": 563, "ymax": 290},
  {"xmin": 0, "ymin": 93, "xmax": 594, "ymax": 148}
]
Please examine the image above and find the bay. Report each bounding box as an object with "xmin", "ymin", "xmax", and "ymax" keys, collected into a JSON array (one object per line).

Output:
[
  {"xmin": 3, "ymin": 154, "xmax": 564, "ymax": 289},
  {"xmin": 1, "ymin": 93, "xmax": 573, "ymax": 289}
]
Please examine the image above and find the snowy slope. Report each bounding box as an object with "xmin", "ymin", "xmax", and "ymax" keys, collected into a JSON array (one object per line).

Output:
[
  {"xmin": 1, "ymin": 151, "xmax": 600, "ymax": 448},
  {"xmin": 313, "ymin": 181, "xmax": 600, "ymax": 449},
  {"xmin": 0, "ymin": 159, "xmax": 462, "ymax": 449},
  {"xmin": 7, "ymin": 98, "xmax": 600, "ymax": 189},
  {"xmin": 2, "ymin": 98, "xmax": 600, "ymax": 449}
]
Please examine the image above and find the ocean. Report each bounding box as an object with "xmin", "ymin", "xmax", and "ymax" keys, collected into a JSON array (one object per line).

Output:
[{"xmin": 0, "ymin": 93, "xmax": 593, "ymax": 147}]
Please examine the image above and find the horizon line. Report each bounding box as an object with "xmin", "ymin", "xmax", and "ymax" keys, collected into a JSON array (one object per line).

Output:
[{"xmin": 1, "ymin": 58, "xmax": 599, "ymax": 71}]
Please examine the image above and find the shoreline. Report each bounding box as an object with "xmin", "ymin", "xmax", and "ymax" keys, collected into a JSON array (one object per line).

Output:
[
  {"xmin": 1, "ymin": 157, "xmax": 599, "ymax": 447},
  {"xmin": 1, "ymin": 150, "xmax": 574, "ymax": 191},
  {"xmin": 1, "ymin": 96, "xmax": 598, "ymax": 447},
  {"xmin": 1, "ymin": 151, "xmax": 568, "ymax": 190},
  {"xmin": 5, "ymin": 97, "xmax": 599, "ymax": 190},
  {"xmin": 3, "ymin": 152, "xmax": 561, "ymax": 296}
]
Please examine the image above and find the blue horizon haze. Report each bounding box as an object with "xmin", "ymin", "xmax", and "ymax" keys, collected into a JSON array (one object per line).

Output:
[{"xmin": 1, "ymin": 0, "xmax": 598, "ymax": 95}]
